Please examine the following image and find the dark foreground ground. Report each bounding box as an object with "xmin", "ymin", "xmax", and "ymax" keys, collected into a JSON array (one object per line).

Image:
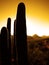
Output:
[
  {"xmin": 0, "ymin": 35, "xmax": 49, "ymax": 65},
  {"xmin": 27, "ymin": 35, "xmax": 49, "ymax": 65},
  {"xmin": 11, "ymin": 35, "xmax": 49, "ymax": 65}
]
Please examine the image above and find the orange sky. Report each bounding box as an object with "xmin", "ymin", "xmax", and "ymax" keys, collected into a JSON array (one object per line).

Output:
[{"xmin": 0, "ymin": 0, "xmax": 49, "ymax": 36}]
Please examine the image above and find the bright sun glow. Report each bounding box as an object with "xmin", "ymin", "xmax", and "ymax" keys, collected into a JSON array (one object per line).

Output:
[
  {"xmin": 26, "ymin": 16, "xmax": 49, "ymax": 36},
  {"xmin": 11, "ymin": 17, "xmax": 15, "ymax": 35},
  {"xmin": 11, "ymin": 17, "xmax": 49, "ymax": 36}
]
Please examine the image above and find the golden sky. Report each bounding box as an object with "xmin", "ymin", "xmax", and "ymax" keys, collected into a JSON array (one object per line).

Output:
[{"xmin": 0, "ymin": 0, "xmax": 49, "ymax": 36}]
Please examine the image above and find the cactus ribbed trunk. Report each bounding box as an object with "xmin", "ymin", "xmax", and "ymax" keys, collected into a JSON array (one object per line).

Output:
[
  {"xmin": 13, "ymin": 20, "xmax": 18, "ymax": 65},
  {"xmin": 1, "ymin": 27, "xmax": 9, "ymax": 65},
  {"xmin": 16, "ymin": 3, "xmax": 28, "ymax": 65},
  {"xmin": 7, "ymin": 18, "xmax": 11, "ymax": 64}
]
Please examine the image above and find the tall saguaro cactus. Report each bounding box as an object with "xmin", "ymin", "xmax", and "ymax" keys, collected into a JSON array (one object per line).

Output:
[
  {"xmin": 7, "ymin": 18, "xmax": 11, "ymax": 64},
  {"xmin": 1, "ymin": 27, "xmax": 9, "ymax": 65},
  {"xmin": 13, "ymin": 20, "xmax": 18, "ymax": 65},
  {"xmin": 15, "ymin": 3, "xmax": 28, "ymax": 65}
]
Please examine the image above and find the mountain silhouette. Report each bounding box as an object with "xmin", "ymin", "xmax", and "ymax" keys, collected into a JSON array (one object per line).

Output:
[{"xmin": 32, "ymin": 34, "xmax": 41, "ymax": 40}]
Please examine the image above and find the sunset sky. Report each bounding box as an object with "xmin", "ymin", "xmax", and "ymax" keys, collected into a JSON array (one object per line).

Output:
[{"xmin": 0, "ymin": 0, "xmax": 49, "ymax": 36}]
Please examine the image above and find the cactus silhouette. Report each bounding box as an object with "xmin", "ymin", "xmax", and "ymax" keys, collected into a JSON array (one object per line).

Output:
[
  {"xmin": 13, "ymin": 20, "xmax": 18, "ymax": 65},
  {"xmin": 0, "ymin": 3, "xmax": 28, "ymax": 65},
  {"xmin": 0, "ymin": 27, "xmax": 9, "ymax": 65},
  {"xmin": 15, "ymin": 3, "xmax": 28, "ymax": 65},
  {"xmin": 0, "ymin": 32, "xmax": 1, "ymax": 65},
  {"xmin": 7, "ymin": 18, "xmax": 11, "ymax": 35},
  {"xmin": 7, "ymin": 18, "xmax": 11, "ymax": 64}
]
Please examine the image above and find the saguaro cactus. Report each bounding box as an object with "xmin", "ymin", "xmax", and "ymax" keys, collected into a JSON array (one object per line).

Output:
[
  {"xmin": 13, "ymin": 20, "xmax": 18, "ymax": 65},
  {"xmin": 0, "ymin": 32, "xmax": 1, "ymax": 65},
  {"xmin": 1, "ymin": 27, "xmax": 9, "ymax": 65},
  {"xmin": 16, "ymin": 3, "xmax": 28, "ymax": 65},
  {"xmin": 7, "ymin": 18, "xmax": 11, "ymax": 35},
  {"xmin": 7, "ymin": 18, "xmax": 11, "ymax": 64}
]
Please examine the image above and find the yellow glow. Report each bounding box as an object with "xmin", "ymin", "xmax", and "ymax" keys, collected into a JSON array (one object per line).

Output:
[
  {"xmin": 0, "ymin": 0, "xmax": 49, "ymax": 36},
  {"xmin": 11, "ymin": 17, "xmax": 15, "ymax": 35},
  {"xmin": 10, "ymin": 16, "xmax": 49, "ymax": 36},
  {"xmin": 26, "ymin": 16, "xmax": 49, "ymax": 36}
]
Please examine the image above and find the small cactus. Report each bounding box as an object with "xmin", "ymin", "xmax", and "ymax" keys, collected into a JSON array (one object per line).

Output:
[
  {"xmin": 7, "ymin": 18, "xmax": 11, "ymax": 64},
  {"xmin": 0, "ymin": 32, "xmax": 1, "ymax": 65},
  {"xmin": 13, "ymin": 20, "xmax": 18, "ymax": 65},
  {"xmin": 1, "ymin": 27, "xmax": 9, "ymax": 65},
  {"xmin": 7, "ymin": 18, "xmax": 11, "ymax": 35}
]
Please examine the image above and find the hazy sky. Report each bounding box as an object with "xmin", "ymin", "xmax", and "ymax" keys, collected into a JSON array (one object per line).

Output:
[{"xmin": 0, "ymin": 0, "xmax": 49, "ymax": 36}]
